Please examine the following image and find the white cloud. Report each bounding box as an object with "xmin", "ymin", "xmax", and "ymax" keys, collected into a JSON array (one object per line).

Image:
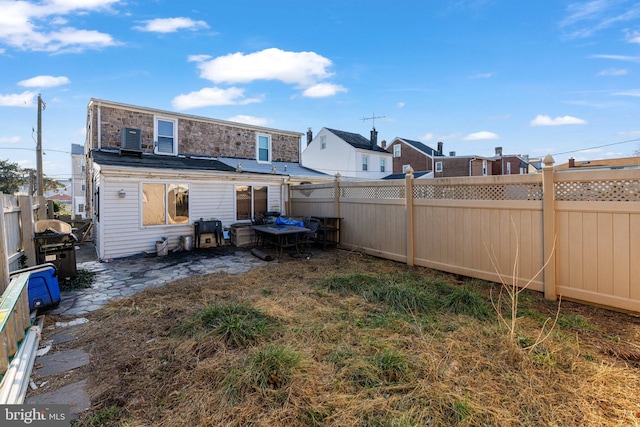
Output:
[
  {"xmin": 626, "ymin": 30, "xmax": 640, "ymax": 44},
  {"xmin": 188, "ymin": 54, "xmax": 212, "ymax": 62},
  {"xmin": 597, "ymin": 68, "xmax": 628, "ymax": 76},
  {"xmin": 0, "ymin": 136, "xmax": 21, "ymax": 143},
  {"xmin": 613, "ymin": 89, "xmax": 640, "ymax": 97},
  {"xmin": 196, "ymin": 48, "xmax": 334, "ymax": 86},
  {"xmin": 302, "ymin": 83, "xmax": 347, "ymax": 98},
  {"xmin": 559, "ymin": 1, "xmax": 640, "ymax": 39},
  {"xmin": 73, "ymin": 126, "xmax": 86, "ymax": 136},
  {"xmin": 590, "ymin": 54, "xmax": 640, "ymax": 62},
  {"xmin": 172, "ymin": 87, "xmax": 263, "ymax": 110},
  {"xmin": 468, "ymin": 72, "xmax": 494, "ymax": 79},
  {"xmin": 397, "ymin": 102, "xmax": 405, "ymax": 108},
  {"xmin": 420, "ymin": 133, "xmax": 435, "ymax": 141},
  {"xmin": 226, "ymin": 115, "xmax": 270, "ymax": 127},
  {"xmin": 0, "ymin": 91, "xmax": 37, "ymax": 107},
  {"xmin": 134, "ymin": 17, "xmax": 209, "ymax": 33},
  {"xmin": 462, "ymin": 131, "xmax": 500, "ymax": 141},
  {"xmin": 530, "ymin": 115, "xmax": 587, "ymax": 126},
  {"xmin": 18, "ymin": 75, "xmax": 70, "ymax": 87},
  {"xmin": 0, "ymin": 0, "xmax": 120, "ymax": 53},
  {"xmin": 616, "ymin": 130, "xmax": 640, "ymax": 137}
]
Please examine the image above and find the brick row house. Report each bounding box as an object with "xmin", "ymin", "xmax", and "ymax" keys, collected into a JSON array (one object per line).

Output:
[{"xmin": 84, "ymin": 98, "xmax": 327, "ymax": 260}]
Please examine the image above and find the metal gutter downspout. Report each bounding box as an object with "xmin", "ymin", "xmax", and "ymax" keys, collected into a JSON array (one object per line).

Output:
[
  {"xmin": 469, "ymin": 157, "xmax": 476, "ymax": 176},
  {"xmin": 0, "ymin": 316, "xmax": 43, "ymax": 404}
]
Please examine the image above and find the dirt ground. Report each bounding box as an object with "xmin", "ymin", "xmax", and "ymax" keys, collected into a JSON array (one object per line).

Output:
[{"xmin": 36, "ymin": 248, "xmax": 640, "ymax": 426}]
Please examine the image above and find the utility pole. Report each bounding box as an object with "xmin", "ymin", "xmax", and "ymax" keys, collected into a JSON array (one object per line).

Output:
[{"xmin": 36, "ymin": 94, "xmax": 45, "ymax": 196}]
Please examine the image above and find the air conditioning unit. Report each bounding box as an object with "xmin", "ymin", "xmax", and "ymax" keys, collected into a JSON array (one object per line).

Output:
[{"xmin": 120, "ymin": 128, "xmax": 142, "ymax": 157}]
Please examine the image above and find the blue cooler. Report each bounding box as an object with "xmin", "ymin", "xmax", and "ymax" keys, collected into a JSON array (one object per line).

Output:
[{"xmin": 10, "ymin": 263, "xmax": 60, "ymax": 311}]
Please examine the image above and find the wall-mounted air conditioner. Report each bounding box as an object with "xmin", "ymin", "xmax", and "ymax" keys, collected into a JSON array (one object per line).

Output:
[{"xmin": 120, "ymin": 128, "xmax": 142, "ymax": 156}]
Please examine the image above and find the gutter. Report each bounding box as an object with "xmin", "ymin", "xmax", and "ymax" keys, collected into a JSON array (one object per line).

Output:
[
  {"xmin": 97, "ymin": 101, "xmax": 102, "ymax": 150},
  {"xmin": 0, "ymin": 316, "xmax": 43, "ymax": 404}
]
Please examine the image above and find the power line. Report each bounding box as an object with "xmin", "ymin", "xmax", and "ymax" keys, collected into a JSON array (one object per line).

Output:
[{"xmin": 551, "ymin": 138, "xmax": 640, "ymax": 156}]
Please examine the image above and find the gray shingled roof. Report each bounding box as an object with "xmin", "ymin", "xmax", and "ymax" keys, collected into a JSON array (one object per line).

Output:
[
  {"xmin": 91, "ymin": 149, "xmax": 236, "ymax": 172},
  {"xmin": 397, "ymin": 138, "xmax": 438, "ymax": 156},
  {"xmin": 217, "ymin": 157, "xmax": 330, "ymax": 178},
  {"xmin": 326, "ymin": 128, "xmax": 388, "ymax": 153}
]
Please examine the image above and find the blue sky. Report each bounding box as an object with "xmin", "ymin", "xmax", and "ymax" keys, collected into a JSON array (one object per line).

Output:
[{"xmin": 1, "ymin": 0, "xmax": 640, "ymax": 181}]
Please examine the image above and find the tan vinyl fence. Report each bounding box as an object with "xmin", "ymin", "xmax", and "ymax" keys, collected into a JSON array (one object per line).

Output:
[{"xmin": 290, "ymin": 159, "xmax": 640, "ymax": 314}]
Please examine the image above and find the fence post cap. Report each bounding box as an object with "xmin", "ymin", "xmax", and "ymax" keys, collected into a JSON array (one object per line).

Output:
[
  {"xmin": 543, "ymin": 154, "xmax": 555, "ymax": 167},
  {"xmin": 404, "ymin": 166, "xmax": 414, "ymax": 176}
]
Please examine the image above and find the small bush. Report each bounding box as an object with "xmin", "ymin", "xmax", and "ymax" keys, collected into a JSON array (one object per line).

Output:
[
  {"xmin": 443, "ymin": 286, "xmax": 491, "ymax": 320},
  {"xmin": 59, "ymin": 268, "xmax": 96, "ymax": 292},
  {"xmin": 179, "ymin": 302, "xmax": 279, "ymax": 347}
]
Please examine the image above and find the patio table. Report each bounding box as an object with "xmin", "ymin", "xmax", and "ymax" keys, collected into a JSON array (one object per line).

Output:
[{"xmin": 251, "ymin": 224, "xmax": 310, "ymax": 260}]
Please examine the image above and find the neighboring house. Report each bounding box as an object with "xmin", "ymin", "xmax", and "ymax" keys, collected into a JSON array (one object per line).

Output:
[
  {"xmin": 71, "ymin": 143, "xmax": 86, "ymax": 219},
  {"xmin": 432, "ymin": 155, "xmax": 493, "ymax": 178},
  {"xmin": 387, "ymin": 138, "xmax": 440, "ymax": 174},
  {"xmin": 47, "ymin": 193, "xmax": 72, "ymax": 214},
  {"xmin": 301, "ymin": 127, "xmax": 392, "ymax": 179},
  {"xmin": 555, "ymin": 156, "xmax": 640, "ymax": 171},
  {"xmin": 431, "ymin": 145, "xmax": 532, "ymax": 178},
  {"xmin": 85, "ymin": 98, "xmax": 315, "ymax": 260},
  {"xmin": 487, "ymin": 147, "xmax": 531, "ymax": 175}
]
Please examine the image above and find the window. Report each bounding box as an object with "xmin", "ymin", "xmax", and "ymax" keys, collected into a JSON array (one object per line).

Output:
[
  {"xmin": 435, "ymin": 161, "xmax": 443, "ymax": 173},
  {"xmin": 142, "ymin": 183, "xmax": 189, "ymax": 226},
  {"xmin": 155, "ymin": 117, "xmax": 177, "ymax": 155},
  {"xmin": 320, "ymin": 136, "xmax": 326, "ymax": 150},
  {"xmin": 257, "ymin": 134, "xmax": 271, "ymax": 163},
  {"xmin": 506, "ymin": 162, "xmax": 511, "ymax": 175},
  {"xmin": 380, "ymin": 158, "xmax": 385, "ymax": 172},
  {"xmin": 362, "ymin": 156, "xmax": 368, "ymax": 171},
  {"xmin": 482, "ymin": 160, "xmax": 488, "ymax": 176},
  {"xmin": 78, "ymin": 204, "xmax": 84, "ymax": 212},
  {"xmin": 393, "ymin": 144, "xmax": 401, "ymax": 157},
  {"xmin": 402, "ymin": 164, "xmax": 410, "ymax": 173},
  {"xmin": 236, "ymin": 185, "xmax": 268, "ymax": 220}
]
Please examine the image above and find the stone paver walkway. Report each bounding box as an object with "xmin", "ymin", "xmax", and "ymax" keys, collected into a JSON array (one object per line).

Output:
[{"xmin": 50, "ymin": 248, "xmax": 266, "ymax": 316}]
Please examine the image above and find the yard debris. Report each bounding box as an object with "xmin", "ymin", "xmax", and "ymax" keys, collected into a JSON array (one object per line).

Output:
[{"xmin": 55, "ymin": 318, "xmax": 89, "ymax": 328}]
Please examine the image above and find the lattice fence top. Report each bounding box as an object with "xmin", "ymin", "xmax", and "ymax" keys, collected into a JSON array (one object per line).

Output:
[
  {"xmin": 413, "ymin": 183, "xmax": 543, "ymax": 201},
  {"xmin": 341, "ymin": 185, "xmax": 405, "ymax": 199},
  {"xmin": 292, "ymin": 186, "xmax": 335, "ymax": 198},
  {"xmin": 555, "ymin": 179, "xmax": 640, "ymax": 201}
]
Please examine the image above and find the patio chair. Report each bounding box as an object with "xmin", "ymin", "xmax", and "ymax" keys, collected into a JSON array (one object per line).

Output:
[{"xmin": 301, "ymin": 218, "xmax": 320, "ymax": 247}]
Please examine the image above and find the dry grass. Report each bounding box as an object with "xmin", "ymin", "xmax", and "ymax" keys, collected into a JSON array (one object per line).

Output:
[{"xmin": 61, "ymin": 250, "xmax": 640, "ymax": 426}]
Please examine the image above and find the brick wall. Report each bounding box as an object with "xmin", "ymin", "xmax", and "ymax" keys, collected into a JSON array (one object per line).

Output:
[
  {"xmin": 390, "ymin": 142, "xmax": 430, "ymax": 174},
  {"xmin": 87, "ymin": 103, "xmax": 300, "ymax": 162}
]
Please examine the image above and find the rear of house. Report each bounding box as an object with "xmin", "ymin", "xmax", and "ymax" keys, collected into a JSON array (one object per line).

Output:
[{"xmin": 85, "ymin": 99, "xmax": 304, "ymax": 260}]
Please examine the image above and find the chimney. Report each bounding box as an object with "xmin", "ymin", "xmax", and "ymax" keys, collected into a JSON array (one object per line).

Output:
[
  {"xmin": 306, "ymin": 128, "xmax": 313, "ymax": 146},
  {"xmin": 568, "ymin": 157, "xmax": 575, "ymax": 168},
  {"xmin": 495, "ymin": 146, "xmax": 503, "ymax": 156},
  {"xmin": 437, "ymin": 141, "xmax": 443, "ymax": 156},
  {"xmin": 381, "ymin": 139, "xmax": 387, "ymax": 150},
  {"xmin": 370, "ymin": 127, "xmax": 378, "ymax": 148}
]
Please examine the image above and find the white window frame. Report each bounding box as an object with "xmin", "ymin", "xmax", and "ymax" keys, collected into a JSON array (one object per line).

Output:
[
  {"xmin": 256, "ymin": 133, "xmax": 272, "ymax": 163},
  {"xmin": 235, "ymin": 185, "xmax": 268, "ymax": 221},
  {"xmin": 394, "ymin": 144, "xmax": 401, "ymax": 157},
  {"xmin": 435, "ymin": 161, "xmax": 443, "ymax": 173},
  {"xmin": 141, "ymin": 182, "xmax": 190, "ymax": 227},
  {"xmin": 320, "ymin": 136, "xmax": 326, "ymax": 150},
  {"xmin": 362, "ymin": 155, "xmax": 369, "ymax": 171},
  {"xmin": 506, "ymin": 162, "xmax": 511, "ymax": 175},
  {"xmin": 380, "ymin": 158, "xmax": 385, "ymax": 172},
  {"xmin": 154, "ymin": 116, "xmax": 178, "ymax": 156},
  {"xmin": 402, "ymin": 164, "xmax": 410, "ymax": 173},
  {"xmin": 482, "ymin": 160, "xmax": 488, "ymax": 176}
]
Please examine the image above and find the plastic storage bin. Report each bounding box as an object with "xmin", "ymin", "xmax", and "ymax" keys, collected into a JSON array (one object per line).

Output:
[{"xmin": 10, "ymin": 263, "xmax": 60, "ymax": 311}]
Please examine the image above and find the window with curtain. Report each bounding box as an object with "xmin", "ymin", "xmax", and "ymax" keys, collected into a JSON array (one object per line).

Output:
[{"xmin": 142, "ymin": 183, "xmax": 189, "ymax": 226}]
